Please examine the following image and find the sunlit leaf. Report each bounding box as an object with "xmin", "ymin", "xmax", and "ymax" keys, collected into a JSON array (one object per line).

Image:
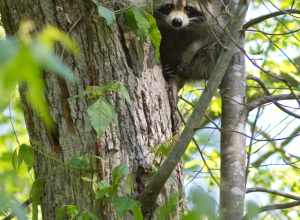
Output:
[
  {"xmin": 112, "ymin": 196, "xmax": 143, "ymax": 220},
  {"xmin": 17, "ymin": 144, "xmax": 34, "ymax": 170},
  {"xmin": 125, "ymin": 7, "xmax": 150, "ymax": 41},
  {"xmin": 0, "ymin": 195, "xmax": 27, "ymax": 220},
  {"xmin": 87, "ymin": 98, "xmax": 117, "ymax": 137},
  {"xmin": 38, "ymin": 25, "xmax": 78, "ymax": 53},
  {"xmin": 67, "ymin": 154, "xmax": 90, "ymax": 170},
  {"xmin": 112, "ymin": 164, "xmax": 129, "ymax": 192},
  {"xmin": 31, "ymin": 179, "xmax": 43, "ymax": 220},
  {"xmin": 93, "ymin": 2, "xmax": 116, "ymax": 26},
  {"xmin": 95, "ymin": 180, "xmax": 111, "ymax": 200},
  {"xmin": 144, "ymin": 12, "xmax": 161, "ymax": 61},
  {"xmin": 30, "ymin": 43, "xmax": 77, "ymax": 82}
]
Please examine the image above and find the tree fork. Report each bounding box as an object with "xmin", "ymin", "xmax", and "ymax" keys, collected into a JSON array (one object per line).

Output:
[{"xmin": 0, "ymin": 0, "xmax": 181, "ymax": 219}]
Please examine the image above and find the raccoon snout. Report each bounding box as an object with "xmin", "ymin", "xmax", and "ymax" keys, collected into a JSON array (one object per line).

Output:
[{"xmin": 172, "ymin": 18, "xmax": 183, "ymax": 27}]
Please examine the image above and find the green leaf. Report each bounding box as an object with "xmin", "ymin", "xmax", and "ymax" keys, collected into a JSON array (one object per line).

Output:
[
  {"xmin": 87, "ymin": 81, "xmax": 131, "ymax": 103},
  {"xmin": 0, "ymin": 24, "xmax": 77, "ymax": 127},
  {"xmin": 245, "ymin": 201, "xmax": 260, "ymax": 219},
  {"xmin": 112, "ymin": 164, "xmax": 129, "ymax": 192},
  {"xmin": 65, "ymin": 205, "xmax": 80, "ymax": 218},
  {"xmin": 118, "ymin": 83, "xmax": 131, "ymax": 104},
  {"xmin": 184, "ymin": 186, "xmax": 218, "ymax": 220},
  {"xmin": 30, "ymin": 179, "xmax": 44, "ymax": 220},
  {"xmin": 56, "ymin": 205, "xmax": 80, "ymax": 220},
  {"xmin": 95, "ymin": 180, "xmax": 112, "ymax": 200},
  {"xmin": 18, "ymin": 144, "xmax": 34, "ymax": 170},
  {"xmin": 0, "ymin": 195, "xmax": 27, "ymax": 220},
  {"xmin": 67, "ymin": 154, "xmax": 90, "ymax": 170},
  {"xmin": 12, "ymin": 148, "xmax": 19, "ymax": 169},
  {"xmin": 125, "ymin": 7, "xmax": 151, "ymax": 41},
  {"xmin": 0, "ymin": 38, "xmax": 19, "ymax": 65},
  {"xmin": 155, "ymin": 193, "xmax": 178, "ymax": 220},
  {"xmin": 78, "ymin": 211, "xmax": 98, "ymax": 220},
  {"xmin": 94, "ymin": 2, "xmax": 116, "ymax": 26},
  {"xmin": 30, "ymin": 43, "xmax": 77, "ymax": 82},
  {"xmin": 31, "ymin": 179, "xmax": 43, "ymax": 204},
  {"xmin": 112, "ymin": 196, "xmax": 143, "ymax": 220},
  {"xmin": 87, "ymin": 98, "xmax": 117, "ymax": 137},
  {"xmin": 56, "ymin": 207, "xmax": 65, "ymax": 220},
  {"xmin": 37, "ymin": 25, "xmax": 79, "ymax": 53},
  {"xmin": 144, "ymin": 12, "xmax": 161, "ymax": 61}
]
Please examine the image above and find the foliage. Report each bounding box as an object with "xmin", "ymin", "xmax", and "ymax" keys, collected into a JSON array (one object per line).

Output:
[
  {"xmin": 0, "ymin": 193, "xmax": 27, "ymax": 220},
  {"xmin": 94, "ymin": 3, "xmax": 161, "ymax": 60},
  {"xmin": 1, "ymin": 0, "xmax": 300, "ymax": 219},
  {"xmin": 0, "ymin": 21, "xmax": 77, "ymax": 125},
  {"xmin": 94, "ymin": 165, "xmax": 143, "ymax": 220},
  {"xmin": 12, "ymin": 143, "xmax": 34, "ymax": 170},
  {"xmin": 86, "ymin": 82, "xmax": 131, "ymax": 137}
]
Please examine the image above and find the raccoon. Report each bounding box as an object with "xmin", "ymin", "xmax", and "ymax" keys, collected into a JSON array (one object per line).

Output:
[{"xmin": 154, "ymin": 0, "xmax": 219, "ymax": 85}]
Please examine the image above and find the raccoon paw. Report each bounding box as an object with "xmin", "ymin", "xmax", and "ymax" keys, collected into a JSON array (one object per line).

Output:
[{"xmin": 163, "ymin": 65, "xmax": 177, "ymax": 80}]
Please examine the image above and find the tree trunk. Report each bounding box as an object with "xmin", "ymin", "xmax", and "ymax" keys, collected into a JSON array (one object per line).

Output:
[
  {"xmin": 0, "ymin": 0, "xmax": 180, "ymax": 219},
  {"xmin": 220, "ymin": 51, "xmax": 247, "ymax": 220},
  {"xmin": 219, "ymin": 1, "xmax": 248, "ymax": 219}
]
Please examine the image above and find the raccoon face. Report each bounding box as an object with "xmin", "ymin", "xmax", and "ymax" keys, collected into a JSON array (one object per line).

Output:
[{"xmin": 156, "ymin": 2, "xmax": 205, "ymax": 30}]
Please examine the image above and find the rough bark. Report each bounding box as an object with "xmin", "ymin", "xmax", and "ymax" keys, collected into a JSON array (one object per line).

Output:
[{"xmin": 0, "ymin": 0, "xmax": 180, "ymax": 219}]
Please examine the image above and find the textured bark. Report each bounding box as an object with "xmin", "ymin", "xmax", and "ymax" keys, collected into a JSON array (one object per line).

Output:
[{"xmin": 0, "ymin": 0, "xmax": 180, "ymax": 219}]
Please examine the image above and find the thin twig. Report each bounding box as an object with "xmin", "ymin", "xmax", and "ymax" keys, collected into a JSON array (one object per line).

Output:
[
  {"xmin": 248, "ymin": 94, "xmax": 300, "ymax": 111},
  {"xmin": 243, "ymin": 9, "xmax": 300, "ymax": 29},
  {"xmin": 8, "ymin": 100, "xmax": 21, "ymax": 146},
  {"xmin": 246, "ymin": 187, "xmax": 300, "ymax": 200},
  {"xmin": 196, "ymin": 126, "xmax": 300, "ymax": 142},
  {"xmin": 177, "ymin": 108, "xmax": 220, "ymax": 186},
  {"xmin": 246, "ymin": 28, "xmax": 300, "ymax": 36},
  {"xmin": 258, "ymin": 200, "xmax": 300, "ymax": 213},
  {"xmin": 245, "ymin": 107, "xmax": 261, "ymax": 184},
  {"xmin": 247, "ymin": 76, "xmax": 300, "ymax": 118}
]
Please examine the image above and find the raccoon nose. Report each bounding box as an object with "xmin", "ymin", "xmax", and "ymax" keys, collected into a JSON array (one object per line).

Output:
[{"xmin": 172, "ymin": 18, "xmax": 183, "ymax": 27}]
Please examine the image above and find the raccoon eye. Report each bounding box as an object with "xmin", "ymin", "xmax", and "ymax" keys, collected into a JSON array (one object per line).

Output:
[
  {"xmin": 158, "ymin": 4, "xmax": 175, "ymax": 15},
  {"xmin": 184, "ymin": 6, "xmax": 203, "ymax": 18}
]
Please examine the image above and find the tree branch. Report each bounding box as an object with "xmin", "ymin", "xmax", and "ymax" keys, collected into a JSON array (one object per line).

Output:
[
  {"xmin": 244, "ymin": 200, "xmax": 300, "ymax": 219},
  {"xmin": 140, "ymin": 43, "xmax": 234, "ymax": 217},
  {"xmin": 246, "ymin": 28, "xmax": 300, "ymax": 36},
  {"xmin": 196, "ymin": 126, "xmax": 300, "ymax": 142},
  {"xmin": 247, "ymin": 187, "xmax": 300, "ymax": 200},
  {"xmin": 248, "ymin": 94, "xmax": 300, "ymax": 111},
  {"xmin": 251, "ymin": 125, "xmax": 300, "ymax": 167},
  {"xmin": 243, "ymin": 9, "xmax": 300, "ymax": 30},
  {"xmin": 258, "ymin": 200, "xmax": 300, "ymax": 213},
  {"xmin": 139, "ymin": 1, "xmax": 250, "ymax": 216},
  {"xmin": 245, "ymin": 108, "xmax": 261, "ymax": 183},
  {"xmin": 247, "ymin": 76, "xmax": 300, "ymax": 118},
  {"xmin": 177, "ymin": 108, "xmax": 220, "ymax": 186}
]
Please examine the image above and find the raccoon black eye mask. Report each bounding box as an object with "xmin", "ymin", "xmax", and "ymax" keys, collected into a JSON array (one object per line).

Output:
[
  {"xmin": 154, "ymin": 0, "xmax": 219, "ymax": 86},
  {"xmin": 157, "ymin": 3, "xmax": 175, "ymax": 15},
  {"xmin": 157, "ymin": 3, "xmax": 205, "ymax": 29},
  {"xmin": 184, "ymin": 6, "xmax": 205, "ymax": 20}
]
